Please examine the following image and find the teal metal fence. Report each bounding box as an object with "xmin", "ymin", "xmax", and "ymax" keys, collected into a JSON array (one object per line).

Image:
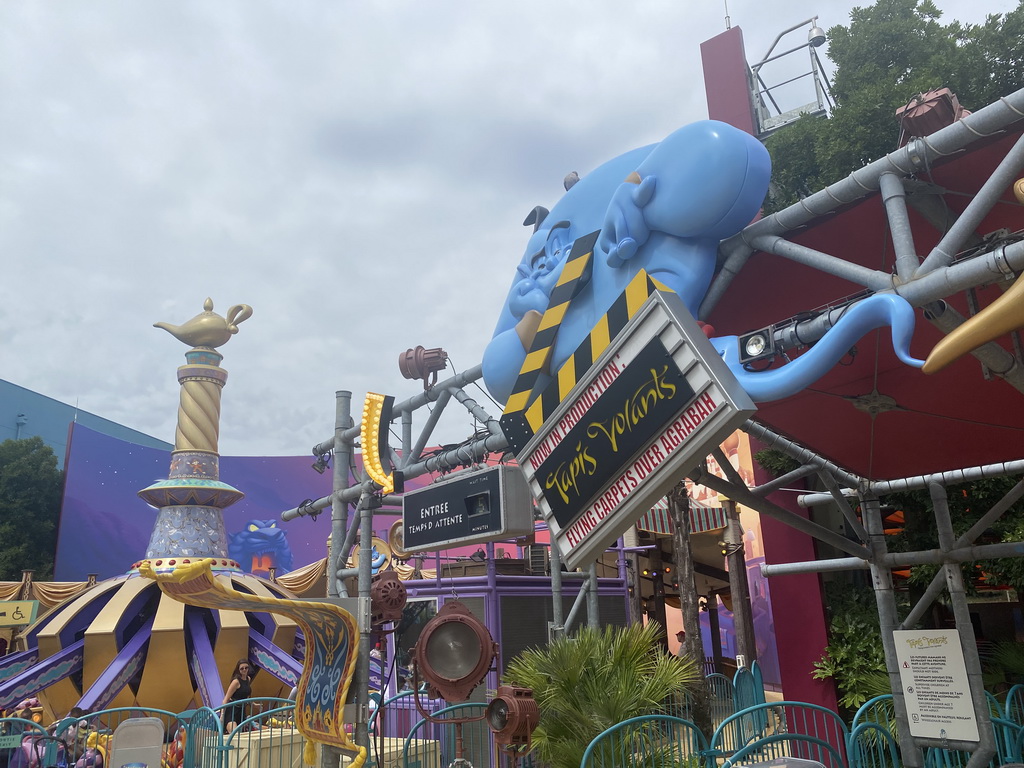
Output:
[
  {"xmin": 709, "ymin": 701, "xmax": 850, "ymax": 768},
  {"xmin": 580, "ymin": 714, "xmax": 709, "ymax": 768},
  {"xmin": 13, "ymin": 672, "xmax": 1024, "ymax": 768}
]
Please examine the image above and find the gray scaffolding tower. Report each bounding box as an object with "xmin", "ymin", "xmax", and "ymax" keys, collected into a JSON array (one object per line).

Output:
[{"xmin": 283, "ymin": 85, "xmax": 1024, "ymax": 768}]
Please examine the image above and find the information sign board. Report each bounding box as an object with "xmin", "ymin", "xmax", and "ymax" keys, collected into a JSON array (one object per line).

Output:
[
  {"xmin": 893, "ymin": 629, "xmax": 980, "ymax": 742},
  {"xmin": 516, "ymin": 290, "xmax": 755, "ymax": 570},
  {"xmin": 403, "ymin": 465, "xmax": 533, "ymax": 552},
  {"xmin": 0, "ymin": 600, "xmax": 38, "ymax": 627}
]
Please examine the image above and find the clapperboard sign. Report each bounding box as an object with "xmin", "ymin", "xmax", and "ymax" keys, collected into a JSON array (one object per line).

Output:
[{"xmin": 512, "ymin": 289, "xmax": 755, "ymax": 571}]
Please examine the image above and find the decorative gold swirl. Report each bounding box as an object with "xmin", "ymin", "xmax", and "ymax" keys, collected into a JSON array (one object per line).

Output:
[
  {"xmin": 175, "ymin": 378, "xmax": 223, "ymax": 452},
  {"xmin": 923, "ymin": 273, "xmax": 1024, "ymax": 374}
]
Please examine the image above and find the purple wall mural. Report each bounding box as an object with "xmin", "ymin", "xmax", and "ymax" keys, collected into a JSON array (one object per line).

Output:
[
  {"xmin": 55, "ymin": 423, "xmax": 482, "ymax": 581},
  {"xmin": 56, "ymin": 423, "xmax": 335, "ymax": 580}
]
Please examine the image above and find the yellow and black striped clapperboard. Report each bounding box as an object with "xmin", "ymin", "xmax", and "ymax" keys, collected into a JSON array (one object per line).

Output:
[{"xmin": 500, "ymin": 233, "xmax": 665, "ymax": 454}]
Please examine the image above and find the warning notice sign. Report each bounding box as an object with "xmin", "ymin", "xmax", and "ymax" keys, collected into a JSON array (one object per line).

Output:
[{"xmin": 893, "ymin": 629, "xmax": 979, "ymax": 742}]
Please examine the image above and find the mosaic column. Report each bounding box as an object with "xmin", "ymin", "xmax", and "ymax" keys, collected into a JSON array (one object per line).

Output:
[{"xmin": 139, "ymin": 298, "xmax": 253, "ymax": 560}]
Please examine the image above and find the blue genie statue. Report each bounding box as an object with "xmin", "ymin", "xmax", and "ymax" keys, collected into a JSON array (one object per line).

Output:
[{"xmin": 482, "ymin": 120, "xmax": 922, "ymax": 405}]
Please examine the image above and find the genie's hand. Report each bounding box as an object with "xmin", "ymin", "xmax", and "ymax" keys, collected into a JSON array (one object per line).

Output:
[{"xmin": 600, "ymin": 174, "xmax": 657, "ymax": 268}]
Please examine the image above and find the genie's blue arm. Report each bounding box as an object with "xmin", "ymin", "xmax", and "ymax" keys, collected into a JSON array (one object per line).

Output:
[{"xmin": 712, "ymin": 294, "xmax": 924, "ymax": 402}]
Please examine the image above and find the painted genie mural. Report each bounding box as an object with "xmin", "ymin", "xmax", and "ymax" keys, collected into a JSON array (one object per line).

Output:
[{"xmin": 481, "ymin": 120, "xmax": 924, "ymax": 406}]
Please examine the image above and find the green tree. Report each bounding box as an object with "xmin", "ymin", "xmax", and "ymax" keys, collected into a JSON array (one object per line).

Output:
[
  {"xmin": 503, "ymin": 622, "xmax": 700, "ymax": 768},
  {"xmin": 765, "ymin": 0, "xmax": 1024, "ymax": 211},
  {"xmin": 883, "ymin": 477, "xmax": 1024, "ymax": 596},
  {"xmin": 0, "ymin": 437, "xmax": 63, "ymax": 580}
]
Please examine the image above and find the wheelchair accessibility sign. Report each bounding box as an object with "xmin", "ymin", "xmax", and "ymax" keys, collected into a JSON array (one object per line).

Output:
[{"xmin": 0, "ymin": 600, "xmax": 38, "ymax": 627}]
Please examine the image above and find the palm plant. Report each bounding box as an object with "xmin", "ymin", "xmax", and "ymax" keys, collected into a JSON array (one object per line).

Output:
[{"xmin": 504, "ymin": 622, "xmax": 701, "ymax": 768}]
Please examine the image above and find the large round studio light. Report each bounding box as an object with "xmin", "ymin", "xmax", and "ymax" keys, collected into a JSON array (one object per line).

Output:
[
  {"xmin": 486, "ymin": 685, "xmax": 540, "ymax": 750},
  {"xmin": 413, "ymin": 600, "xmax": 497, "ymax": 702}
]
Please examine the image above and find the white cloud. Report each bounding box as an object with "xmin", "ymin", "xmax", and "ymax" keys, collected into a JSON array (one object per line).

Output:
[{"xmin": 0, "ymin": 0, "xmax": 1014, "ymax": 457}]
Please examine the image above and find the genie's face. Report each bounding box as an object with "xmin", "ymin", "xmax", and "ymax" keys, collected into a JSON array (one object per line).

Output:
[{"xmin": 508, "ymin": 220, "xmax": 573, "ymax": 320}]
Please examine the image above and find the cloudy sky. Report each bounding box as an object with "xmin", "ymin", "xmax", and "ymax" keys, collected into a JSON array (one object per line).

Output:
[{"xmin": 1, "ymin": 0, "xmax": 1016, "ymax": 458}]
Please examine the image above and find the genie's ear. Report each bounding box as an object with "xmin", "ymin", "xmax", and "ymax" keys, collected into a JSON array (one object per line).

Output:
[{"xmin": 523, "ymin": 206, "xmax": 549, "ymax": 232}]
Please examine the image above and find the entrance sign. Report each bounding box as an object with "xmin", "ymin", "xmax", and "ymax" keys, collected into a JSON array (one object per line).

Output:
[
  {"xmin": 403, "ymin": 465, "xmax": 533, "ymax": 552},
  {"xmin": 893, "ymin": 629, "xmax": 980, "ymax": 742},
  {"xmin": 516, "ymin": 291, "xmax": 755, "ymax": 570}
]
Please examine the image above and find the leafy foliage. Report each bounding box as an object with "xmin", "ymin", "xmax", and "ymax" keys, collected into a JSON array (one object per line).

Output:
[
  {"xmin": 0, "ymin": 437, "xmax": 64, "ymax": 581},
  {"xmin": 812, "ymin": 479, "xmax": 1024, "ymax": 716},
  {"xmin": 882, "ymin": 477, "xmax": 1024, "ymax": 593},
  {"xmin": 811, "ymin": 582, "xmax": 892, "ymax": 714},
  {"xmin": 982, "ymin": 640, "xmax": 1024, "ymax": 690},
  {"xmin": 503, "ymin": 622, "xmax": 701, "ymax": 768},
  {"xmin": 753, "ymin": 449, "xmax": 800, "ymax": 478},
  {"xmin": 765, "ymin": 0, "xmax": 1024, "ymax": 211},
  {"xmin": 978, "ymin": 514, "xmax": 1024, "ymax": 594}
]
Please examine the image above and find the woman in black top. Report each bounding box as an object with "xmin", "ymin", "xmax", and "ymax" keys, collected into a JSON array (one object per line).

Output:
[{"xmin": 222, "ymin": 659, "xmax": 253, "ymax": 733}]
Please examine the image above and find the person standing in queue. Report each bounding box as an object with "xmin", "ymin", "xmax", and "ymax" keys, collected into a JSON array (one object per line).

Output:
[{"xmin": 222, "ymin": 659, "xmax": 253, "ymax": 733}]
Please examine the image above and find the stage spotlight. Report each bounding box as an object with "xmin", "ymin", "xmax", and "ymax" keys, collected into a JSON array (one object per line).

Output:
[
  {"xmin": 311, "ymin": 451, "xmax": 331, "ymax": 474},
  {"xmin": 369, "ymin": 570, "xmax": 407, "ymax": 627},
  {"xmin": 399, "ymin": 346, "xmax": 449, "ymax": 389},
  {"xmin": 413, "ymin": 600, "xmax": 497, "ymax": 702},
  {"xmin": 486, "ymin": 685, "xmax": 540, "ymax": 751},
  {"xmin": 738, "ymin": 327, "xmax": 775, "ymax": 364}
]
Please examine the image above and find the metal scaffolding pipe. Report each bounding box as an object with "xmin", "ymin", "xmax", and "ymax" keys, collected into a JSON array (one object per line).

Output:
[
  {"xmin": 450, "ymin": 387, "xmax": 505, "ymax": 439},
  {"xmin": 817, "ymin": 469, "xmax": 869, "ymax": 544},
  {"xmin": 869, "ymin": 458, "xmax": 1024, "ymax": 494},
  {"xmin": 749, "ymin": 463, "xmax": 818, "ymax": 497},
  {"xmin": 879, "ymin": 172, "xmax": 920, "ymax": 281},
  {"xmin": 798, "ymin": 456, "xmax": 1024, "ymax": 507},
  {"xmin": 701, "ymin": 87, "xmax": 1024, "ymax": 318},
  {"xmin": 862, "ymin": 490, "xmax": 923, "ymax": 768},
  {"xmin": 749, "ymin": 234, "xmax": 894, "ymax": 291},
  {"xmin": 900, "ymin": 569, "xmax": 947, "ymax": 632},
  {"xmin": 957, "ymin": 479, "xmax": 1024, "ymax": 548},
  {"xmin": 403, "ymin": 388, "xmax": 452, "ymax": 466},
  {"xmin": 333, "ymin": 484, "xmax": 369, "ymax": 593},
  {"xmin": 766, "ymin": 240, "xmax": 1024, "ymax": 359},
  {"xmin": 798, "ymin": 489, "xmax": 855, "ymax": 508},
  {"xmin": 587, "ymin": 563, "xmax": 601, "ymax": 628},
  {"xmin": 891, "ymin": 540, "xmax": 1024, "ymax": 566},
  {"xmin": 311, "ymin": 365, "xmax": 486, "ymax": 453},
  {"xmin": 563, "ymin": 574, "xmax": 591, "ymax": 635},
  {"xmin": 400, "ymin": 432, "xmax": 509, "ymax": 477},
  {"xmin": 550, "ymin": 540, "xmax": 565, "ymax": 638},
  {"xmin": 743, "ymin": 420, "xmax": 864, "ymax": 489},
  {"xmin": 282, "ymin": 428, "xmax": 508, "ymax": 521},
  {"xmin": 353, "ymin": 492, "xmax": 375, "ymax": 752},
  {"xmin": 761, "ymin": 557, "xmax": 868, "ymax": 576},
  {"xmin": 916, "ymin": 129, "xmax": 1024, "ymax": 277},
  {"xmin": 893, "ymin": 239, "xmax": 1024, "ymax": 305},
  {"xmin": 690, "ymin": 468, "xmax": 871, "ymax": 558},
  {"xmin": 929, "ymin": 483, "xmax": 996, "ymax": 768},
  {"xmin": 328, "ymin": 391, "xmax": 353, "ymax": 598},
  {"xmin": 761, "ymin": 539, "xmax": 1024, "ymax": 577}
]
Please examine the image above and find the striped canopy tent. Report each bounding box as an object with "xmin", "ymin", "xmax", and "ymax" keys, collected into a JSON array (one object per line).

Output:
[{"xmin": 636, "ymin": 497, "xmax": 727, "ymax": 536}]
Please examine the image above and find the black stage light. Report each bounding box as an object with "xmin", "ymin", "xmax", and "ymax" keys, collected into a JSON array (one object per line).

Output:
[{"xmin": 738, "ymin": 327, "xmax": 776, "ymax": 364}]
